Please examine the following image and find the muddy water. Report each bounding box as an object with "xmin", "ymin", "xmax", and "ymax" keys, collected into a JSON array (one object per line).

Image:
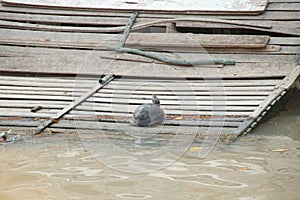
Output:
[{"xmin": 0, "ymin": 92, "xmax": 299, "ymax": 200}]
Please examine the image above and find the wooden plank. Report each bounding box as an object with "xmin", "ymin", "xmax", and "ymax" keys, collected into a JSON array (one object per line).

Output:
[
  {"xmin": 235, "ymin": 65, "xmax": 300, "ymax": 135},
  {"xmin": 112, "ymin": 78, "xmax": 281, "ymax": 85},
  {"xmin": 0, "ymin": 4, "xmax": 133, "ymax": 16},
  {"xmin": 0, "ymin": 94, "xmax": 267, "ymax": 108},
  {"xmin": 32, "ymin": 74, "xmax": 114, "ymax": 135},
  {"xmin": 96, "ymin": 89, "xmax": 272, "ymax": 96},
  {"xmin": 0, "ymin": 19, "xmax": 127, "ymax": 33},
  {"xmin": 0, "ymin": 29, "xmax": 117, "ymax": 49},
  {"xmin": 0, "ymin": 100, "xmax": 257, "ymax": 112},
  {"xmin": 267, "ymin": 2, "xmax": 300, "ymax": 10},
  {"xmin": 0, "ymin": 55, "xmax": 294, "ymax": 78},
  {"xmin": 0, "ymin": 74, "xmax": 282, "ymax": 85},
  {"xmin": 0, "ymin": 79, "xmax": 276, "ymax": 91},
  {"xmin": 0, "ymin": 93, "xmax": 265, "ymax": 105},
  {"xmin": 0, "ymin": 115, "xmax": 241, "ymax": 129},
  {"xmin": 0, "ymin": 29, "xmax": 270, "ymax": 49},
  {"xmin": 0, "ymin": 119, "xmax": 238, "ymax": 134},
  {"xmin": 269, "ymin": 0, "xmax": 300, "ymax": 2},
  {"xmin": 0, "ymin": 80, "xmax": 93, "ymax": 88},
  {"xmin": 0, "ymin": 108, "xmax": 246, "ymax": 122},
  {"xmin": 73, "ymin": 109, "xmax": 252, "ymax": 117},
  {"xmin": 143, "ymin": 11, "xmax": 300, "ymax": 20},
  {"xmin": 269, "ymin": 37, "xmax": 300, "ymax": 46},
  {"xmin": 1, "ymin": 4, "xmax": 297, "ymax": 20},
  {"xmin": 125, "ymin": 33, "xmax": 269, "ymax": 49},
  {"xmin": 175, "ymin": 20, "xmax": 300, "ymax": 36},
  {"xmin": 86, "ymin": 93, "xmax": 268, "ymax": 101},
  {"xmin": 0, "ymin": 89, "xmax": 76, "ymax": 97},
  {"xmin": 0, "ymin": 12, "xmax": 129, "ymax": 26},
  {"xmin": 222, "ymin": 11, "xmax": 300, "ymax": 20},
  {"xmin": 0, "ymin": 107, "xmax": 252, "ymax": 118},
  {"xmin": 0, "ymin": 75, "xmax": 94, "ymax": 83},
  {"xmin": 0, "ymin": 93, "xmax": 75, "ymax": 101},
  {"xmin": 0, "ymin": 79, "xmax": 280, "ymax": 90},
  {"xmin": 0, "ymin": 100, "xmax": 69, "ymax": 108},
  {"xmin": 0, "ymin": 11, "xmax": 297, "ymax": 36},
  {"xmin": 0, "ymin": 0, "xmax": 269, "ymax": 13},
  {"xmin": 0, "ymin": 45, "xmax": 295, "ymax": 65},
  {"xmin": 87, "ymin": 97, "xmax": 264, "ymax": 106},
  {"xmin": 9, "ymin": 111, "xmax": 243, "ymax": 126},
  {"xmin": 102, "ymin": 84, "xmax": 275, "ymax": 91},
  {"xmin": 1, "ymin": 89, "xmax": 272, "ymax": 97},
  {"xmin": 76, "ymin": 104, "xmax": 257, "ymax": 113},
  {"xmin": 0, "ymin": 85, "xmax": 88, "ymax": 93}
]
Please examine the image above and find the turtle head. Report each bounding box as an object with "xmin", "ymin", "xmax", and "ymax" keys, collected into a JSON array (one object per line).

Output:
[
  {"xmin": 0, "ymin": 132, "xmax": 7, "ymax": 141},
  {"xmin": 152, "ymin": 94, "xmax": 160, "ymax": 105}
]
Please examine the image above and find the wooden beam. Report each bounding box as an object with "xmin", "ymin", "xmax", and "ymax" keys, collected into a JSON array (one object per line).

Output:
[
  {"xmin": 0, "ymin": 29, "xmax": 270, "ymax": 49},
  {"xmin": 0, "ymin": 0, "xmax": 269, "ymax": 14}
]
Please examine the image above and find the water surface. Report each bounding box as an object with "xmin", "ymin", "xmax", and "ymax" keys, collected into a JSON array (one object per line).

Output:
[{"xmin": 0, "ymin": 92, "xmax": 299, "ymax": 200}]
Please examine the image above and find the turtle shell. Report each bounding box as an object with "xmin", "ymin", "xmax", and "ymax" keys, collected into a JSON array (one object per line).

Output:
[{"xmin": 131, "ymin": 103, "xmax": 164, "ymax": 127}]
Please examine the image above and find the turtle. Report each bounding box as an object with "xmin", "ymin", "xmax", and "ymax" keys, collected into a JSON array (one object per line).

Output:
[{"xmin": 131, "ymin": 94, "xmax": 165, "ymax": 127}]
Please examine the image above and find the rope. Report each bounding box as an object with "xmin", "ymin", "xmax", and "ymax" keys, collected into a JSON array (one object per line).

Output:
[
  {"xmin": 119, "ymin": 11, "xmax": 139, "ymax": 47},
  {"xmin": 110, "ymin": 11, "xmax": 236, "ymax": 66},
  {"xmin": 108, "ymin": 46, "xmax": 235, "ymax": 65}
]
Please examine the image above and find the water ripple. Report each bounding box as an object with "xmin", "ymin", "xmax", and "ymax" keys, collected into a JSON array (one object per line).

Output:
[
  {"xmin": 150, "ymin": 172, "xmax": 247, "ymax": 188},
  {"xmin": 115, "ymin": 193, "xmax": 152, "ymax": 199}
]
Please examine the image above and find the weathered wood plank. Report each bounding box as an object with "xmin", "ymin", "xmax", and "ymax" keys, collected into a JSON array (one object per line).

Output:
[
  {"xmin": 0, "ymin": 93, "xmax": 267, "ymax": 106},
  {"xmin": 0, "ymin": 19, "xmax": 127, "ymax": 33},
  {"xmin": 267, "ymin": 2, "xmax": 300, "ymax": 10},
  {"xmin": 112, "ymin": 78, "xmax": 281, "ymax": 85},
  {"xmin": 0, "ymin": 29, "xmax": 270, "ymax": 49},
  {"xmin": 0, "ymin": 106, "xmax": 246, "ymax": 122},
  {"xmin": 76, "ymin": 103, "xmax": 257, "ymax": 113},
  {"xmin": 175, "ymin": 20, "xmax": 300, "ymax": 36},
  {"xmin": 0, "ymin": 115, "xmax": 241, "ymax": 128},
  {"xmin": 0, "ymin": 108, "xmax": 250, "ymax": 124},
  {"xmin": 222, "ymin": 11, "xmax": 300, "ymax": 20},
  {"xmin": 0, "ymin": 55, "xmax": 294, "ymax": 78},
  {"xmin": 269, "ymin": 37, "xmax": 300, "ymax": 46},
  {"xmin": 0, "ymin": 94, "xmax": 74, "ymax": 101},
  {"xmin": 0, "ymin": 119, "xmax": 238, "ymax": 134},
  {"xmin": 0, "ymin": 107, "xmax": 252, "ymax": 118},
  {"xmin": 0, "ymin": 78, "xmax": 277, "ymax": 90},
  {"xmin": 0, "ymin": 4, "xmax": 298, "ymax": 20},
  {"xmin": 0, "ymin": 45, "xmax": 296, "ymax": 65},
  {"xmin": 72, "ymin": 109, "xmax": 252, "ymax": 116},
  {"xmin": 126, "ymin": 33, "xmax": 269, "ymax": 49},
  {"xmin": 235, "ymin": 65, "xmax": 300, "ymax": 135},
  {"xmin": 0, "ymin": 74, "xmax": 282, "ymax": 85},
  {"xmin": 0, "ymin": 85, "xmax": 88, "ymax": 93},
  {"xmin": 0, "ymin": 100, "xmax": 258, "ymax": 112},
  {"xmin": 87, "ymin": 97, "xmax": 263, "ymax": 106},
  {"xmin": 0, "ymin": 81, "xmax": 279, "ymax": 92},
  {"xmin": 0, "ymin": 81, "xmax": 275, "ymax": 97},
  {"xmin": 0, "ymin": 75, "xmax": 94, "ymax": 84},
  {"xmin": 142, "ymin": 11, "xmax": 300, "ymax": 20},
  {"xmin": 269, "ymin": 0, "xmax": 300, "ymax": 2},
  {"xmin": 0, "ymin": 0, "xmax": 269, "ymax": 13},
  {"xmin": 0, "ymin": 12, "xmax": 297, "ymax": 36},
  {"xmin": 0, "ymin": 93, "xmax": 265, "ymax": 105},
  {"xmin": 87, "ymin": 93, "xmax": 268, "ymax": 101},
  {"xmin": 0, "ymin": 4, "xmax": 132, "ymax": 16},
  {"xmin": 0, "ymin": 12, "xmax": 129, "ymax": 25},
  {"xmin": 0, "ymin": 80, "xmax": 93, "ymax": 88},
  {"xmin": 102, "ymin": 84, "xmax": 275, "ymax": 91}
]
